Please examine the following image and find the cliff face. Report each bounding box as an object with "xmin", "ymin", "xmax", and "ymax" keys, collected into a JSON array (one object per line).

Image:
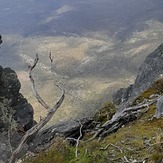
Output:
[
  {"xmin": 113, "ymin": 43, "xmax": 163, "ymax": 106},
  {"xmin": 0, "ymin": 66, "xmax": 34, "ymax": 162}
]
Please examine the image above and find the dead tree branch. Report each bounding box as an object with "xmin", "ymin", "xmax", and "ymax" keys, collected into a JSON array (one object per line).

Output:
[
  {"xmin": 122, "ymin": 156, "xmax": 130, "ymax": 163},
  {"xmin": 75, "ymin": 120, "xmax": 83, "ymax": 158},
  {"xmin": 29, "ymin": 53, "xmax": 50, "ymax": 111},
  {"xmin": 100, "ymin": 143, "xmax": 123, "ymax": 153},
  {"xmin": 49, "ymin": 50, "xmax": 53, "ymax": 68},
  {"xmin": 9, "ymin": 54, "xmax": 65, "ymax": 163},
  {"xmin": 66, "ymin": 120, "xmax": 83, "ymax": 158},
  {"xmin": 93, "ymin": 99, "xmax": 157, "ymax": 139}
]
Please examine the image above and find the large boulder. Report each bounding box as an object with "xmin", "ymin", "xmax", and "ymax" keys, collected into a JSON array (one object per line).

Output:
[{"xmin": 28, "ymin": 118, "xmax": 93, "ymax": 153}]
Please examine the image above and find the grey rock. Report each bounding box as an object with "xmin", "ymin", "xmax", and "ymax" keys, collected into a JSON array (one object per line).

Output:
[
  {"xmin": 113, "ymin": 43, "xmax": 163, "ymax": 106},
  {"xmin": 0, "ymin": 66, "xmax": 34, "ymax": 162},
  {"xmin": 29, "ymin": 118, "xmax": 93, "ymax": 153},
  {"xmin": 154, "ymin": 96, "xmax": 163, "ymax": 118},
  {"xmin": 113, "ymin": 84, "xmax": 133, "ymax": 105},
  {"xmin": 0, "ymin": 65, "xmax": 93, "ymax": 161}
]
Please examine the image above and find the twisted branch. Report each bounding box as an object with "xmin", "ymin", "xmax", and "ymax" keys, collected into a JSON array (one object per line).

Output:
[{"xmin": 9, "ymin": 54, "xmax": 65, "ymax": 163}]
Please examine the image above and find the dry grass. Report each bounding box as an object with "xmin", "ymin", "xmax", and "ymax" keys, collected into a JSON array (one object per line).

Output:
[{"xmin": 24, "ymin": 79, "xmax": 163, "ymax": 163}]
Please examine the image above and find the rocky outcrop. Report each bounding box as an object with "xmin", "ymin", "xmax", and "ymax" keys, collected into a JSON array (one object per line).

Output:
[
  {"xmin": 0, "ymin": 64, "xmax": 94, "ymax": 162},
  {"xmin": 29, "ymin": 118, "xmax": 93, "ymax": 153},
  {"xmin": 0, "ymin": 66, "xmax": 34, "ymax": 163},
  {"xmin": 113, "ymin": 43, "xmax": 163, "ymax": 106},
  {"xmin": 30, "ymin": 44, "xmax": 163, "ymax": 152},
  {"xmin": 2, "ymin": 43, "xmax": 163, "ymax": 162}
]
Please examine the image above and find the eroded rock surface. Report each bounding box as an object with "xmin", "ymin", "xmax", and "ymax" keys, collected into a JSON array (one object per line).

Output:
[
  {"xmin": 113, "ymin": 43, "xmax": 163, "ymax": 106},
  {"xmin": 0, "ymin": 65, "xmax": 34, "ymax": 163},
  {"xmin": 29, "ymin": 118, "xmax": 93, "ymax": 153}
]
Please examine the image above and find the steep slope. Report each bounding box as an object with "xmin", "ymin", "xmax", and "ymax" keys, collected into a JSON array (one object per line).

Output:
[
  {"xmin": 113, "ymin": 43, "xmax": 163, "ymax": 106},
  {"xmin": 2, "ymin": 43, "xmax": 163, "ymax": 163},
  {"xmin": 24, "ymin": 78, "xmax": 163, "ymax": 163},
  {"xmin": 23, "ymin": 44, "xmax": 163, "ymax": 163}
]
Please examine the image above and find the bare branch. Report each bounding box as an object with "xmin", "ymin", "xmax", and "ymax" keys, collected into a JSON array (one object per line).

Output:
[
  {"xmin": 100, "ymin": 143, "xmax": 123, "ymax": 153},
  {"xmin": 75, "ymin": 120, "xmax": 83, "ymax": 158},
  {"xmin": 28, "ymin": 53, "xmax": 39, "ymax": 70},
  {"xmin": 29, "ymin": 54, "xmax": 50, "ymax": 111},
  {"xmin": 94, "ymin": 99, "xmax": 157, "ymax": 138},
  {"xmin": 150, "ymin": 141, "xmax": 163, "ymax": 146},
  {"xmin": 49, "ymin": 50, "xmax": 53, "ymax": 64},
  {"xmin": 9, "ymin": 54, "xmax": 65, "ymax": 163},
  {"xmin": 49, "ymin": 51, "xmax": 53, "ymax": 72},
  {"xmin": 65, "ymin": 120, "xmax": 83, "ymax": 158},
  {"xmin": 123, "ymin": 156, "xmax": 130, "ymax": 163},
  {"xmin": 66, "ymin": 137, "xmax": 78, "ymax": 142}
]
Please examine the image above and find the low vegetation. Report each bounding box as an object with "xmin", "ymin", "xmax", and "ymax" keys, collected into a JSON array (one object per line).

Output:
[{"xmin": 24, "ymin": 79, "xmax": 163, "ymax": 163}]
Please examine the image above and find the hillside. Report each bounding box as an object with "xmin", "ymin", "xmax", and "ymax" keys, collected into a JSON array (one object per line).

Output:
[
  {"xmin": 23, "ymin": 44, "xmax": 163, "ymax": 163},
  {"xmin": 24, "ymin": 78, "xmax": 163, "ymax": 163},
  {"xmin": 0, "ymin": 43, "xmax": 163, "ymax": 162},
  {"xmin": 1, "ymin": 1, "xmax": 163, "ymax": 162},
  {"xmin": 1, "ymin": 0, "xmax": 163, "ymax": 123}
]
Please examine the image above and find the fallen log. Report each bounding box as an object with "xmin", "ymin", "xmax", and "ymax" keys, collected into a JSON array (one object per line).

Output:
[
  {"xmin": 94, "ymin": 99, "xmax": 157, "ymax": 139},
  {"xmin": 28, "ymin": 118, "xmax": 93, "ymax": 153}
]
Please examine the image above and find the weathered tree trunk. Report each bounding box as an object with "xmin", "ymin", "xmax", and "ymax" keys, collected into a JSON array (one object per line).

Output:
[
  {"xmin": 154, "ymin": 96, "xmax": 163, "ymax": 118},
  {"xmin": 28, "ymin": 118, "xmax": 93, "ymax": 153},
  {"xmin": 94, "ymin": 99, "xmax": 157, "ymax": 139}
]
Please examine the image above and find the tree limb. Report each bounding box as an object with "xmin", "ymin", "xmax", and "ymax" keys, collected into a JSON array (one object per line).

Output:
[
  {"xmin": 75, "ymin": 120, "xmax": 83, "ymax": 158},
  {"xmin": 28, "ymin": 54, "xmax": 51, "ymax": 110},
  {"xmin": 100, "ymin": 143, "xmax": 123, "ymax": 153},
  {"xmin": 65, "ymin": 120, "xmax": 83, "ymax": 158},
  {"xmin": 9, "ymin": 54, "xmax": 65, "ymax": 163},
  {"xmin": 94, "ymin": 99, "xmax": 157, "ymax": 139},
  {"xmin": 49, "ymin": 51, "xmax": 53, "ymax": 67}
]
